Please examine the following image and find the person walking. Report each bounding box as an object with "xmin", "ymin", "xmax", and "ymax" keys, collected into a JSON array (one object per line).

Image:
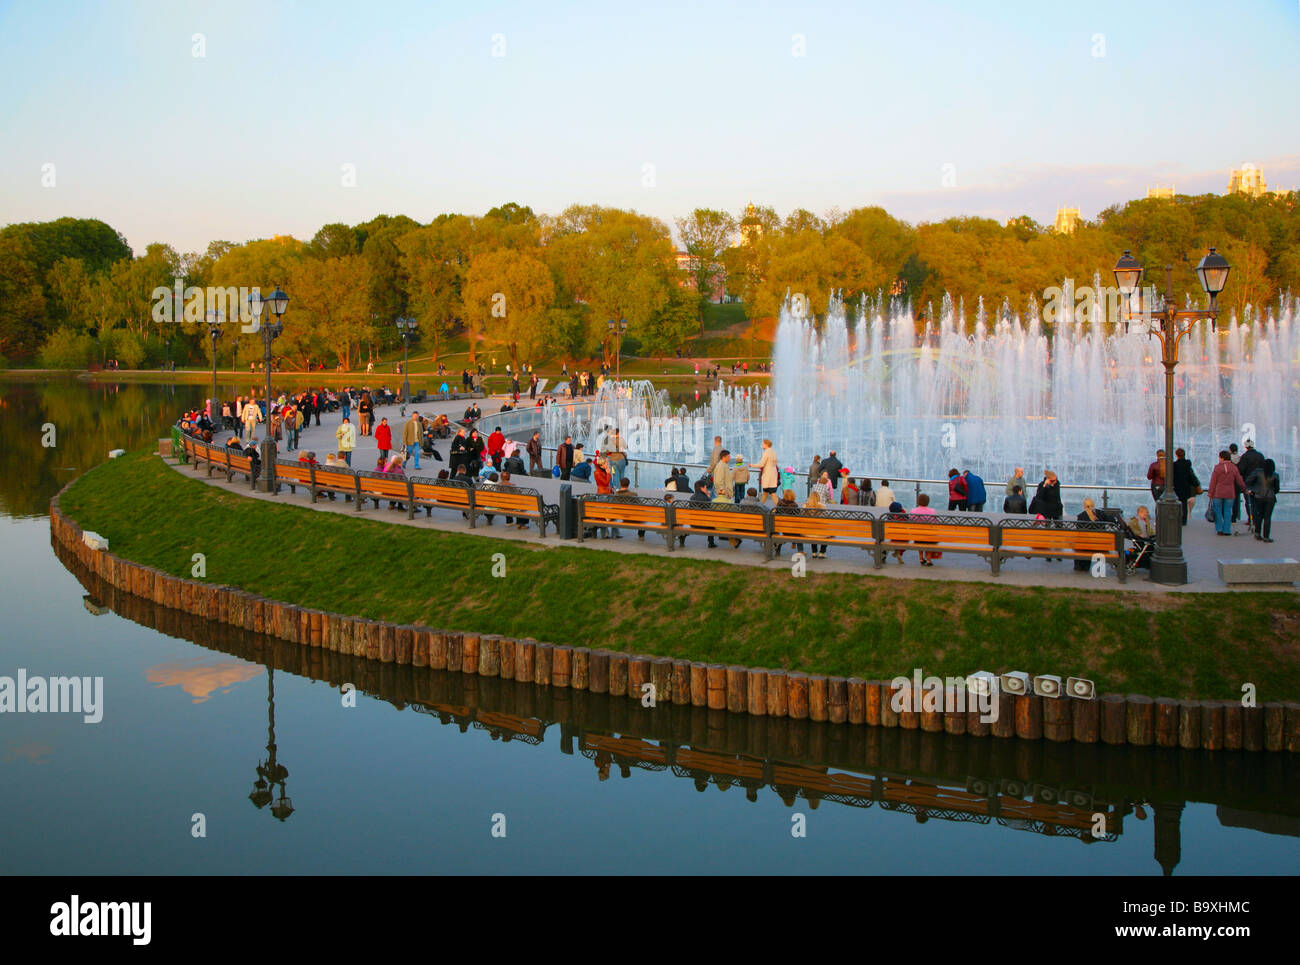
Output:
[
  {"xmin": 358, "ymin": 392, "xmax": 374, "ymax": 436},
  {"xmin": 1146, "ymin": 449, "xmax": 1166, "ymax": 502},
  {"xmin": 339, "ymin": 388, "xmax": 351, "ymax": 423},
  {"xmin": 1208, "ymin": 449, "xmax": 1245, "ymax": 536},
  {"xmin": 241, "ymin": 395, "xmax": 263, "ymax": 440},
  {"xmin": 1244, "ymin": 458, "xmax": 1280, "ymax": 542},
  {"xmin": 526, "ymin": 431, "xmax": 543, "ymax": 475},
  {"xmin": 757, "ymin": 438, "xmax": 779, "ymax": 504},
  {"xmin": 335, "ymin": 417, "xmax": 356, "ymax": 466},
  {"xmin": 556, "ymin": 436, "xmax": 575, "ymax": 481},
  {"xmin": 1171, "ymin": 448, "xmax": 1199, "ymax": 525},
  {"xmin": 403, "ymin": 411, "xmax": 422, "ymax": 470},
  {"xmin": 375, "ymin": 417, "xmax": 393, "ymax": 464},
  {"xmin": 1236, "ymin": 440, "xmax": 1265, "ymax": 531}
]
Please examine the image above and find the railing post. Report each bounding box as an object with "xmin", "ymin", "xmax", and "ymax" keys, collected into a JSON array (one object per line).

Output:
[
  {"xmin": 1102, "ymin": 488, "xmax": 1109, "ymax": 509},
  {"xmin": 915, "ymin": 480, "xmax": 922, "ymax": 501}
]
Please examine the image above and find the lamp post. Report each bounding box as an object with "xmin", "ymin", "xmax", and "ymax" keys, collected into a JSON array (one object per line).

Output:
[
  {"xmin": 248, "ymin": 666, "xmax": 294, "ymax": 822},
  {"xmin": 249, "ymin": 286, "xmax": 289, "ymax": 493},
  {"xmin": 205, "ymin": 309, "xmax": 224, "ymax": 417},
  {"xmin": 607, "ymin": 317, "xmax": 629, "ymax": 380},
  {"xmin": 1113, "ymin": 247, "xmax": 1230, "ymax": 585},
  {"xmin": 396, "ymin": 316, "xmax": 417, "ymax": 401}
]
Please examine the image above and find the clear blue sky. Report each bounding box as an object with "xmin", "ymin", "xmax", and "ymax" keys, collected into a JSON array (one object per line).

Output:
[{"xmin": 2, "ymin": 0, "xmax": 1297, "ymax": 254}]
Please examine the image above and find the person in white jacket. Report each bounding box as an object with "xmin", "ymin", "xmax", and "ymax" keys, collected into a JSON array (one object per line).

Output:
[
  {"xmin": 241, "ymin": 397, "xmax": 263, "ymax": 440},
  {"xmin": 335, "ymin": 417, "xmax": 357, "ymax": 466},
  {"xmin": 757, "ymin": 439, "xmax": 780, "ymax": 504}
]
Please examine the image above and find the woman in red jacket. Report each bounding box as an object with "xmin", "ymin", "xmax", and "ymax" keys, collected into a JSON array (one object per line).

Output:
[
  {"xmin": 375, "ymin": 417, "xmax": 392, "ymax": 463},
  {"xmin": 1208, "ymin": 449, "xmax": 1245, "ymax": 536}
]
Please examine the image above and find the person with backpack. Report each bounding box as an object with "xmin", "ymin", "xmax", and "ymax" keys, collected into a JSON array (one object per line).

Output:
[
  {"xmin": 947, "ymin": 468, "xmax": 968, "ymax": 511},
  {"xmin": 1244, "ymin": 458, "xmax": 1280, "ymax": 542}
]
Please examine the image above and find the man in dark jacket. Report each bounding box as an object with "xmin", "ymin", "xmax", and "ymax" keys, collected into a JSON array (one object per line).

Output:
[
  {"xmin": 556, "ymin": 436, "xmax": 575, "ymax": 480},
  {"xmin": 820, "ymin": 451, "xmax": 843, "ymax": 489},
  {"xmin": 1003, "ymin": 484, "xmax": 1027, "ymax": 514},
  {"xmin": 526, "ymin": 431, "xmax": 543, "ymax": 474},
  {"xmin": 687, "ymin": 480, "xmax": 716, "ymax": 547},
  {"xmin": 1236, "ymin": 440, "xmax": 1265, "ymax": 528}
]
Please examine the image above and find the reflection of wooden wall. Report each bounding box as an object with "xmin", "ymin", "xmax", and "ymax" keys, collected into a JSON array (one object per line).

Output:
[{"xmin": 50, "ymin": 491, "xmax": 1300, "ymax": 765}]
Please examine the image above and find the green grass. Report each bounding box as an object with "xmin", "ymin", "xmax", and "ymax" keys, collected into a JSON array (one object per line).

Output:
[{"xmin": 59, "ymin": 449, "xmax": 1300, "ymax": 701}]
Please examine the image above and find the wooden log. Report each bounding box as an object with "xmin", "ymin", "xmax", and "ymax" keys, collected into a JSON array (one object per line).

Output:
[
  {"xmin": 395, "ymin": 626, "xmax": 414, "ymax": 666},
  {"xmin": 894, "ymin": 680, "xmax": 919, "ymax": 730},
  {"xmin": 552, "ymin": 646, "xmax": 573, "ymax": 688},
  {"xmin": 1263, "ymin": 702, "xmax": 1286, "ymax": 751},
  {"xmin": 1099, "ymin": 694, "xmax": 1126, "ymax": 745},
  {"xmin": 944, "ymin": 703, "xmax": 967, "ymax": 735},
  {"xmin": 378, "ymin": 623, "xmax": 396, "ymax": 663},
  {"xmin": 310, "ymin": 610, "xmax": 324, "ymax": 648},
  {"xmin": 879, "ymin": 681, "xmax": 900, "ymax": 729},
  {"xmin": 1153, "ymin": 697, "xmax": 1179, "ymax": 748},
  {"xmin": 1201, "ymin": 701, "xmax": 1225, "ymax": 751},
  {"xmin": 705, "ymin": 664, "xmax": 727, "ymax": 710},
  {"xmin": 807, "ymin": 675, "xmax": 829, "ymax": 723},
  {"xmin": 1014, "ymin": 694, "xmax": 1044, "ymax": 741},
  {"xmin": 461, "ymin": 633, "xmax": 480, "ymax": 674},
  {"xmin": 765, "ymin": 670, "xmax": 788, "ymax": 718},
  {"xmin": 990, "ymin": 692, "xmax": 1016, "ymax": 739},
  {"xmin": 412, "ymin": 628, "xmax": 430, "ymax": 668},
  {"xmin": 1125, "ymin": 695, "xmax": 1154, "ymax": 746},
  {"xmin": 746, "ymin": 669, "xmax": 767, "ymax": 717},
  {"xmin": 533, "ymin": 642, "xmax": 553, "ymax": 687},
  {"xmin": 499, "ymin": 638, "xmax": 517, "ymax": 680},
  {"xmin": 865, "ymin": 681, "xmax": 885, "ymax": 727},
  {"xmin": 516, "ymin": 638, "xmax": 536, "ymax": 683},
  {"xmin": 629, "ymin": 656, "xmax": 653, "ymax": 703},
  {"xmin": 478, "ymin": 635, "xmax": 500, "ymax": 676},
  {"xmin": 786, "ymin": 673, "xmax": 809, "ymax": 720},
  {"xmin": 608, "ymin": 652, "xmax": 628, "ymax": 697},
  {"xmin": 1071, "ymin": 696, "xmax": 1099, "ymax": 743},
  {"xmin": 1241, "ymin": 703, "xmax": 1264, "ymax": 752},
  {"xmin": 1042, "ymin": 695, "xmax": 1071, "ymax": 742},
  {"xmin": 920, "ymin": 696, "xmax": 943, "ymax": 733},
  {"xmin": 1222, "ymin": 701, "xmax": 1243, "ymax": 751},
  {"xmin": 570, "ymin": 647, "xmax": 590, "ymax": 690},
  {"xmin": 1178, "ymin": 700, "xmax": 1202, "ymax": 750},
  {"xmin": 727, "ymin": 666, "xmax": 748, "ymax": 715},
  {"xmin": 429, "ymin": 631, "xmax": 448, "ymax": 670},
  {"xmin": 827, "ymin": 677, "xmax": 848, "ymax": 725},
  {"xmin": 671, "ymin": 660, "xmax": 692, "ymax": 705},
  {"xmin": 1284, "ymin": 702, "xmax": 1300, "ymax": 753},
  {"xmin": 442, "ymin": 631, "xmax": 461, "ymax": 671},
  {"xmin": 589, "ymin": 650, "xmax": 609, "ymax": 694},
  {"xmin": 847, "ymin": 678, "xmax": 866, "ymax": 725},
  {"xmin": 650, "ymin": 657, "xmax": 672, "ymax": 704},
  {"xmin": 690, "ymin": 663, "xmax": 709, "ymax": 708}
]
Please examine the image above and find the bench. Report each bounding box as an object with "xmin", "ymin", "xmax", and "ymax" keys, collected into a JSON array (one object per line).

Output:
[
  {"xmin": 670, "ymin": 502, "xmax": 772, "ymax": 555},
  {"xmin": 1217, "ymin": 558, "xmax": 1300, "ymax": 588},
  {"xmin": 408, "ymin": 478, "xmax": 474, "ymax": 520},
  {"xmin": 273, "ymin": 459, "xmax": 314, "ymax": 495},
  {"xmin": 578, "ymin": 495, "xmax": 673, "ymax": 547},
  {"xmin": 772, "ymin": 507, "xmax": 877, "ymax": 559},
  {"xmin": 876, "ymin": 513, "xmax": 997, "ymax": 569},
  {"xmin": 997, "ymin": 518, "xmax": 1126, "ymax": 581},
  {"xmin": 310, "ymin": 466, "xmax": 359, "ymax": 504},
  {"xmin": 355, "ymin": 471, "xmax": 411, "ymax": 510},
  {"xmin": 472, "ymin": 484, "xmax": 559, "ymax": 537}
]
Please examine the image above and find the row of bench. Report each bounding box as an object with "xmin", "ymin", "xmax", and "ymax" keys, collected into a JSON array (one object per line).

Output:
[
  {"xmin": 181, "ymin": 437, "xmax": 560, "ymax": 536},
  {"xmin": 178, "ymin": 435, "xmax": 1126, "ymax": 580},
  {"xmin": 576, "ymin": 495, "xmax": 1129, "ymax": 581}
]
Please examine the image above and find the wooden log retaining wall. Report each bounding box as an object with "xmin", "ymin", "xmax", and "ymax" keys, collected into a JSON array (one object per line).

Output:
[{"xmin": 49, "ymin": 494, "xmax": 1300, "ymax": 753}]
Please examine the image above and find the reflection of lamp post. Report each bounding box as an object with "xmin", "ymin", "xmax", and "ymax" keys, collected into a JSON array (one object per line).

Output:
[
  {"xmin": 205, "ymin": 309, "xmax": 224, "ymax": 415},
  {"xmin": 249, "ymin": 666, "xmax": 294, "ymax": 822},
  {"xmin": 606, "ymin": 317, "xmax": 628, "ymax": 381},
  {"xmin": 396, "ymin": 316, "xmax": 417, "ymax": 401},
  {"xmin": 1114, "ymin": 248, "xmax": 1230, "ymax": 585},
  {"xmin": 249, "ymin": 286, "xmax": 289, "ymax": 493}
]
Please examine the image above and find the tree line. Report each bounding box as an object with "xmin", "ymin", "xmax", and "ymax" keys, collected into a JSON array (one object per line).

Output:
[{"xmin": 2, "ymin": 191, "xmax": 1297, "ymax": 370}]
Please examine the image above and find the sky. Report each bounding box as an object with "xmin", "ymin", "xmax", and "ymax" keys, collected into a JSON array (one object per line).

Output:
[{"xmin": 2, "ymin": 0, "xmax": 1298, "ymax": 255}]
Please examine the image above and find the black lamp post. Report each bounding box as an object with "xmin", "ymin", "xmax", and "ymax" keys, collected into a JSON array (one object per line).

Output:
[
  {"xmin": 249, "ymin": 666, "xmax": 294, "ymax": 822},
  {"xmin": 249, "ymin": 286, "xmax": 289, "ymax": 493},
  {"xmin": 607, "ymin": 317, "xmax": 629, "ymax": 381},
  {"xmin": 1114, "ymin": 247, "xmax": 1230, "ymax": 585},
  {"xmin": 396, "ymin": 316, "xmax": 417, "ymax": 401},
  {"xmin": 205, "ymin": 309, "xmax": 224, "ymax": 416}
]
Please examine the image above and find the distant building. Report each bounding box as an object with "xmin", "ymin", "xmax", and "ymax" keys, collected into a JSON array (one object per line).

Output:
[
  {"xmin": 737, "ymin": 201, "xmax": 764, "ymax": 247},
  {"xmin": 1052, "ymin": 206, "xmax": 1081, "ymax": 234},
  {"xmin": 675, "ymin": 251, "xmax": 727, "ymax": 303},
  {"xmin": 1146, "ymin": 184, "xmax": 1175, "ymax": 199},
  {"xmin": 1227, "ymin": 164, "xmax": 1268, "ymax": 198}
]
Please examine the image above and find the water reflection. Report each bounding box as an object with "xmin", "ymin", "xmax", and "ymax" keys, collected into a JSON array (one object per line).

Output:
[{"xmin": 55, "ymin": 537, "xmax": 1300, "ymax": 875}]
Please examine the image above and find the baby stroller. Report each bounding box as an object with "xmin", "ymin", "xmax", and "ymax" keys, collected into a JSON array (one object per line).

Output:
[{"xmin": 1116, "ymin": 512, "xmax": 1155, "ymax": 575}]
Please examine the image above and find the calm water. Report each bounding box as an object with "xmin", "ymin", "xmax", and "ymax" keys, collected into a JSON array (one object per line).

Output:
[{"xmin": 2, "ymin": 376, "xmax": 1296, "ymax": 874}]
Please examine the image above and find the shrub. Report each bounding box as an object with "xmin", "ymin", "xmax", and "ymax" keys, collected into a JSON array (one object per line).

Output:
[{"xmin": 38, "ymin": 328, "xmax": 96, "ymax": 369}]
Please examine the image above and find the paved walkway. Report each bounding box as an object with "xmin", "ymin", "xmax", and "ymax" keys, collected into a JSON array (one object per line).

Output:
[{"xmin": 190, "ymin": 394, "xmax": 1297, "ymax": 595}]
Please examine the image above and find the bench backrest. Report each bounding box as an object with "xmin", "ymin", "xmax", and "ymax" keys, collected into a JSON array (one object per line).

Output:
[
  {"xmin": 475, "ymin": 486, "xmax": 544, "ymax": 513},
  {"xmin": 771, "ymin": 507, "xmax": 876, "ymax": 539},
  {"xmin": 999, "ymin": 520, "xmax": 1120, "ymax": 552},
  {"xmin": 673, "ymin": 504, "xmax": 770, "ymax": 536},
  {"xmin": 410, "ymin": 479, "xmax": 474, "ymax": 507},
  {"xmin": 355, "ymin": 471, "xmax": 409, "ymax": 498},
  {"xmin": 275, "ymin": 460, "xmax": 314, "ymax": 484},
  {"xmin": 581, "ymin": 496, "xmax": 670, "ymax": 526},
  {"xmin": 880, "ymin": 514, "xmax": 995, "ymax": 546},
  {"xmin": 313, "ymin": 468, "xmax": 354, "ymax": 489}
]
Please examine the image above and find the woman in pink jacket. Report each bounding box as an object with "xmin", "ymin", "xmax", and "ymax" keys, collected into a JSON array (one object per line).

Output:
[{"xmin": 1208, "ymin": 449, "xmax": 1246, "ymax": 536}]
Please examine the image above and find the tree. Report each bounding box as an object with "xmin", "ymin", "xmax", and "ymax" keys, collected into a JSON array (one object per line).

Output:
[
  {"xmin": 308, "ymin": 223, "xmax": 360, "ymax": 260},
  {"xmin": 0, "ymin": 235, "xmax": 48, "ymax": 357},
  {"xmin": 401, "ymin": 216, "xmax": 475, "ymax": 365},
  {"xmin": 287, "ymin": 255, "xmax": 374, "ymax": 369},
  {"xmin": 675, "ymin": 208, "xmax": 735, "ymax": 332},
  {"xmin": 462, "ymin": 248, "xmax": 555, "ymax": 369}
]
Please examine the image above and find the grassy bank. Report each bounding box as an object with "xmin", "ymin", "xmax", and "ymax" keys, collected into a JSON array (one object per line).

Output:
[{"xmin": 58, "ymin": 449, "xmax": 1300, "ymax": 701}]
